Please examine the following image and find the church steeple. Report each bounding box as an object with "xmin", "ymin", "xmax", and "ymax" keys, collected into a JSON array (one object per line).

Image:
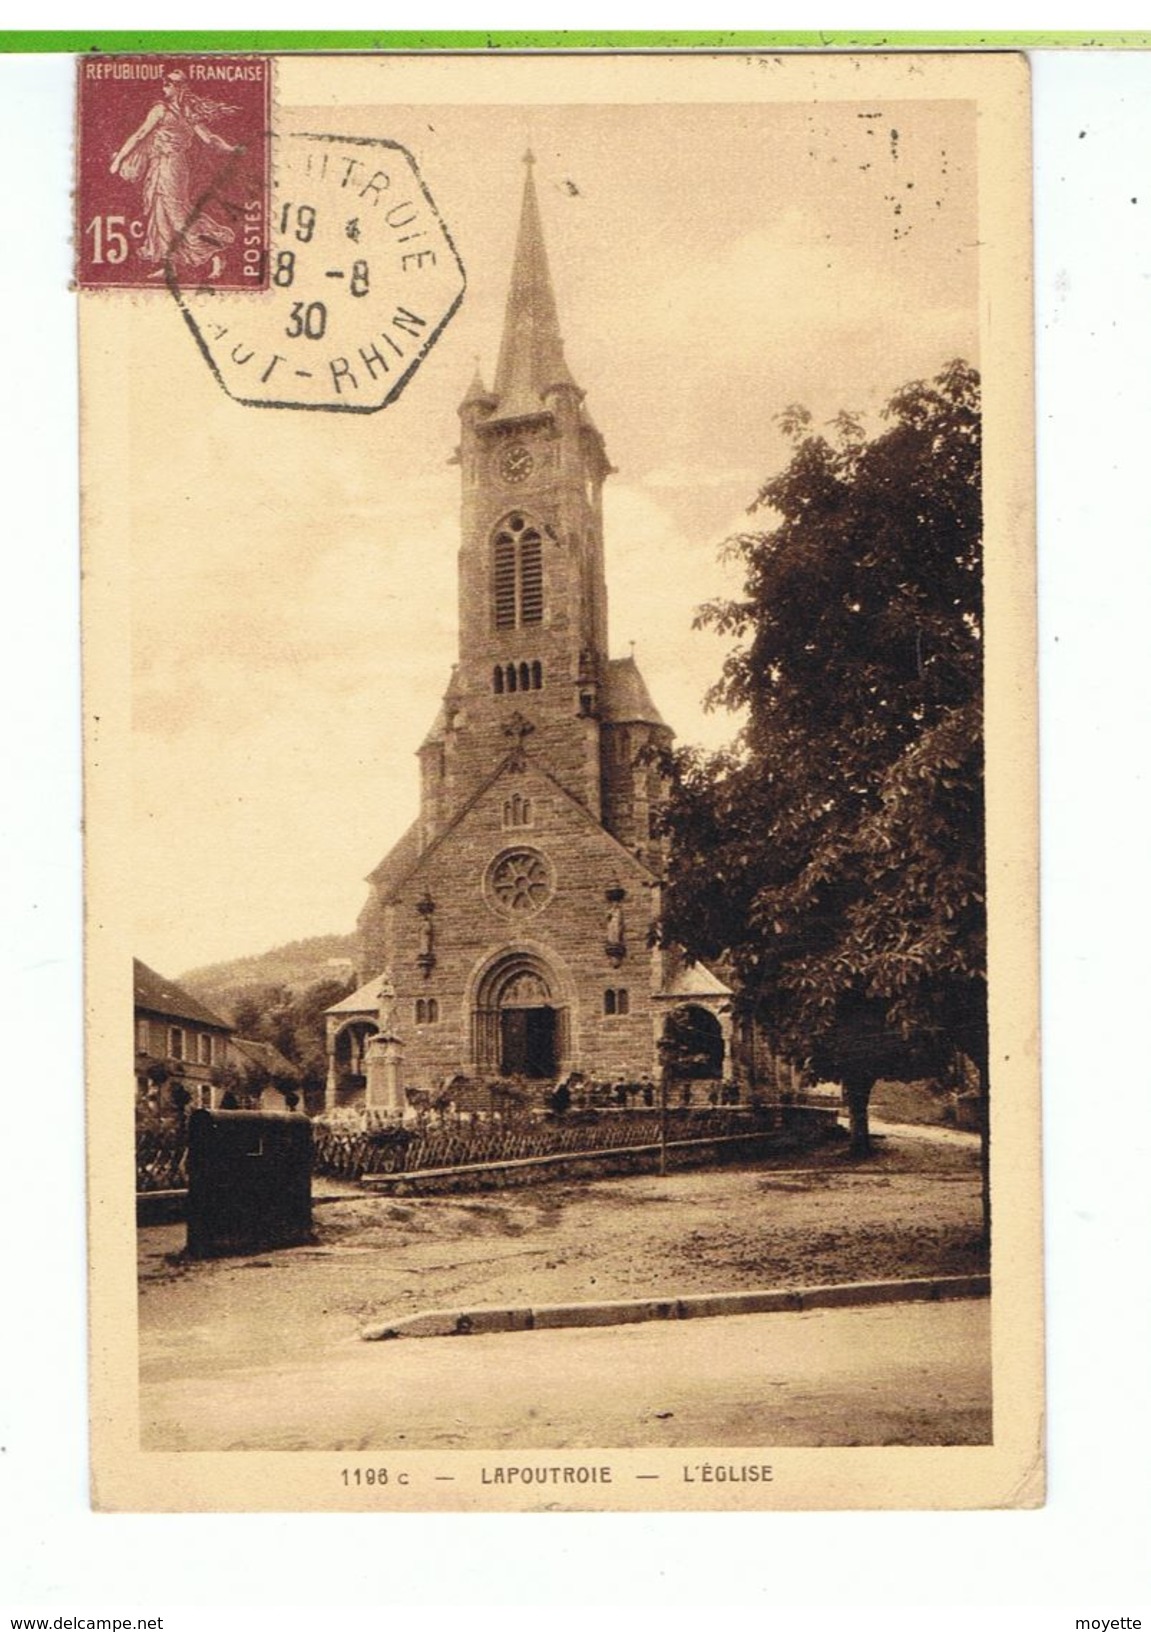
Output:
[
  {"xmin": 461, "ymin": 361, "xmax": 495, "ymax": 411},
  {"xmin": 448, "ymin": 155, "xmax": 616, "ymax": 822},
  {"xmin": 491, "ymin": 152, "xmax": 580, "ymax": 420}
]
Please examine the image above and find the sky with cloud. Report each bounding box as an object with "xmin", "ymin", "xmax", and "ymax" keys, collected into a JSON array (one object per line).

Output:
[{"xmin": 121, "ymin": 79, "xmax": 978, "ymax": 976}]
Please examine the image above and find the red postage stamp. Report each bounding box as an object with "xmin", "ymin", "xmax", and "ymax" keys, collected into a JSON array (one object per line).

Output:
[{"xmin": 75, "ymin": 55, "xmax": 271, "ymax": 291}]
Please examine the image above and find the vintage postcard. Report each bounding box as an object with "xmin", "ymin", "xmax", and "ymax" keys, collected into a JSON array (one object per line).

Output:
[{"xmin": 82, "ymin": 49, "xmax": 1040, "ymax": 1512}]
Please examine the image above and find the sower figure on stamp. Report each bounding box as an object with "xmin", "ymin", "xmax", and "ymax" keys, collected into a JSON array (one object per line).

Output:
[{"xmin": 110, "ymin": 71, "xmax": 240, "ymax": 279}]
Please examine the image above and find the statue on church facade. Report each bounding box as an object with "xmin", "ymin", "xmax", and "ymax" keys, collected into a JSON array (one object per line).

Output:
[
  {"xmin": 605, "ymin": 888, "xmax": 626, "ymax": 964},
  {"xmin": 416, "ymin": 892, "xmax": 436, "ymax": 976}
]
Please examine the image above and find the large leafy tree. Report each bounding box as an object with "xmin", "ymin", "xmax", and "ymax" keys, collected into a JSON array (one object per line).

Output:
[
  {"xmin": 658, "ymin": 361, "xmax": 986, "ymax": 1189},
  {"xmin": 224, "ymin": 976, "xmax": 354, "ymax": 1095}
]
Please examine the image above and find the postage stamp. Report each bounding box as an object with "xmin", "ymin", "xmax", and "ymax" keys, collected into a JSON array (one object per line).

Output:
[
  {"xmin": 75, "ymin": 55, "xmax": 271, "ymax": 291},
  {"xmin": 79, "ymin": 50, "xmax": 1040, "ymax": 1514}
]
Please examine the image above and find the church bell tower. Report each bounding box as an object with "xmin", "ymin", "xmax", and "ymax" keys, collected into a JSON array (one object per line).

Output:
[
  {"xmin": 425, "ymin": 152, "xmax": 615, "ymax": 834},
  {"xmin": 341, "ymin": 152, "xmax": 737, "ymax": 1103}
]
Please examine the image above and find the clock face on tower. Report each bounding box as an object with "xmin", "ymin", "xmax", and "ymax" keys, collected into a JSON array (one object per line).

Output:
[{"xmin": 499, "ymin": 443, "xmax": 535, "ymax": 485}]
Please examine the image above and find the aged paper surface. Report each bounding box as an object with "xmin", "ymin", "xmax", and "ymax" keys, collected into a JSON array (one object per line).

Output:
[{"xmin": 83, "ymin": 50, "xmax": 1040, "ymax": 1512}]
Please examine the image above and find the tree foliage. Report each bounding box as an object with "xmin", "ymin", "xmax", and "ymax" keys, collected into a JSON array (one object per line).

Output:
[
  {"xmin": 657, "ymin": 361, "xmax": 985, "ymax": 1157},
  {"xmin": 221, "ymin": 976, "xmax": 355, "ymax": 1095}
]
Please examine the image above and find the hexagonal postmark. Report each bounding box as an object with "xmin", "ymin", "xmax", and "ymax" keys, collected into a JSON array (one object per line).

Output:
[{"xmin": 172, "ymin": 131, "xmax": 466, "ymax": 412}]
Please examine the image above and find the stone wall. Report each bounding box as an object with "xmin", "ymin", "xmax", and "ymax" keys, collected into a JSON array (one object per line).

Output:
[{"xmin": 362, "ymin": 756, "xmax": 660, "ymax": 1090}]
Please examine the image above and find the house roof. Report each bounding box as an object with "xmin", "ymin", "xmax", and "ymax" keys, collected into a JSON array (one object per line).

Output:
[
  {"xmin": 419, "ymin": 699, "xmax": 451, "ymax": 748},
  {"xmin": 419, "ymin": 671, "xmax": 462, "ymax": 749},
  {"xmin": 133, "ymin": 959, "xmax": 234, "ymax": 1031},
  {"xmin": 366, "ymin": 819, "xmax": 423, "ymax": 894},
  {"xmin": 601, "ymin": 655, "xmax": 668, "ymax": 728},
  {"xmin": 231, "ymin": 1036, "xmax": 299, "ymax": 1079},
  {"xmin": 326, "ymin": 972, "xmax": 389, "ymax": 1017},
  {"xmin": 656, "ymin": 961, "xmax": 732, "ymax": 1000}
]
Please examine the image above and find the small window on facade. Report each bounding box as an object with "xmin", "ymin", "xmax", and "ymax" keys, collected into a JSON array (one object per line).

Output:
[
  {"xmin": 503, "ymin": 794, "xmax": 533, "ymax": 829},
  {"xmin": 416, "ymin": 998, "xmax": 440, "ymax": 1024},
  {"xmin": 499, "ymin": 661, "xmax": 541, "ymax": 694},
  {"xmin": 199, "ymin": 1033, "xmax": 212, "ymax": 1065},
  {"xmin": 136, "ymin": 1018, "xmax": 149, "ymax": 1054},
  {"xmin": 169, "ymin": 1026, "xmax": 184, "ymax": 1060},
  {"xmin": 428, "ymin": 998, "xmax": 439, "ymax": 1023},
  {"xmin": 604, "ymin": 990, "xmax": 616, "ymax": 1016},
  {"xmin": 604, "ymin": 989, "xmax": 630, "ymax": 1016}
]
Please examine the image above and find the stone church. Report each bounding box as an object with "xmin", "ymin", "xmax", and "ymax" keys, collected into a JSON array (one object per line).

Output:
[{"xmin": 324, "ymin": 157, "xmax": 731, "ymax": 1112}]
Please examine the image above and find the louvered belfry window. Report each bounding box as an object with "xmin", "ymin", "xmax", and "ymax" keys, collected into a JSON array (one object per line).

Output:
[
  {"xmin": 519, "ymin": 533, "xmax": 543, "ymax": 622},
  {"xmin": 494, "ymin": 533, "xmax": 517, "ymax": 628},
  {"xmin": 493, "ymin": 514, "xmax": 543, "ymax": 629}
]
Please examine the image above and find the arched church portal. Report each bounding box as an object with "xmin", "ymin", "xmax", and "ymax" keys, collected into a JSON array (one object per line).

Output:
[
  {"xmin": 661, "ymin": 1005, "xmax": 725, "ymax": 1080},
  {"xmin": 471, "ymin": 951, "xmax": 570, "ymax": 1080},
  {"xmin": 329, "ymin": 1018, "xmax": 378, "ymax": 1106}
]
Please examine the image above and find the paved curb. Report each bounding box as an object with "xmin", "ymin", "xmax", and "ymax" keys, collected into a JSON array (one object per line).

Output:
[{"xmin": 360, "ymin": 1273, "xmax": 989, "ymax": 1342}]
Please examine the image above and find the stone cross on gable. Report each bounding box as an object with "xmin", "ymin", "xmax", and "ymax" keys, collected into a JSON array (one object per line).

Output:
[{"xmin": 502, "ymin": 710, "xmax": 535, "ymax": 769}]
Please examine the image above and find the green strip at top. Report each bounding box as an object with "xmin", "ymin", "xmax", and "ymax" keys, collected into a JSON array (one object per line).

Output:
[{"xmin": 3, "ymin": 28, "xmax": 1151, "ymax": 53}]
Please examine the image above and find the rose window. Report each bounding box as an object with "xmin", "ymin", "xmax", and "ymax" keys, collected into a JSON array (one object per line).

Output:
[{"xmin": 489, "ymin": 848, "xmax": 552, "ymax": 914}]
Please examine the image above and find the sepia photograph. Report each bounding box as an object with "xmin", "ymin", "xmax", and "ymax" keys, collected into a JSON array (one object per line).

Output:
[{"xmin": 79, "ymin": 49, "xmax": 1040, "ymax": 1511}]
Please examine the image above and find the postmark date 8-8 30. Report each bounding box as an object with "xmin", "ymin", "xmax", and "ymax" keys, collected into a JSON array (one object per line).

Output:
[{"xmin": 176, "ymin": 132, "xmax": 467, "ymax": 412}]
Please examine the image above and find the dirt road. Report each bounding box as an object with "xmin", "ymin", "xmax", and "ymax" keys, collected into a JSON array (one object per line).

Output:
[
  {"xmin": 143, "ymin": 1299, "xmax": 991, "ymax": 1452},
  {"xmin": 138, "ymin": 1137, "xmax": 987, "ymax": 1448}
]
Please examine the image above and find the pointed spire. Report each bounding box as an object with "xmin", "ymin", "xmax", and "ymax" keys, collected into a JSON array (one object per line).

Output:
[
  {"xmin": 460, "ymin": 359, "xmax": 494, "ymax": 410},
  {"xmin": 492, "ymin": 153, "xmax": 578, "ymax": 419}
]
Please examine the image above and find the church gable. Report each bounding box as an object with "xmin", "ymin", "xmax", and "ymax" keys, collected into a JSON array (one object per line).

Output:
[
  {"xmin": 389, "ymin": 755, "xmax": 655, "ymax": 978},
  {"xmin": 355, "ymin": 754, "xmax": 659, "ymax": 1090}
]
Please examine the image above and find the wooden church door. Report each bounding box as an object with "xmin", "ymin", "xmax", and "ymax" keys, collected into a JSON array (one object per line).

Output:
[{"xmin": 499, "ymin": 1005, "xmax": 557, "ymax": 1079}]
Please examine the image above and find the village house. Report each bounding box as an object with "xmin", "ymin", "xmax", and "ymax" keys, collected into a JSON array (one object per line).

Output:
[{"xmin": 133, "ymin": 957, "xmax": 235, "ymax": 1113}]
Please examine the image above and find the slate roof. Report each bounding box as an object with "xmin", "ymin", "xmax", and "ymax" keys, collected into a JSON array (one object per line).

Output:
[
  {"xmin": 490, "ymin": 156, "xmax": 580, "ymax": 421},
  {"xmin": 656, "ymin": 961, "xmax": 732, "ymax": 999},
  {"xmin": 365, "ymin": 819, "xmax": 423, "ymax": 896},
  {"xmin": 420, "ymin": 702, "xmax": 448, "ymax": 748},
  {"xmin": 231, "ymin": 1036, "xmax": 299, "ymax": 1079},
  {"xmin": 133, "ymin": 959, "xmax": 234, "ymax": 1031},
  {"xmin": 461, "ymin": 366, "xmax": 495, "ymax": 409},
  {"xmin": 326, "ymin": 972, "xmax": 388, "ymax": 1017},
  {"xmin": 600, "ymin": 655, "xmax": 668, "ymax": 728}
]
